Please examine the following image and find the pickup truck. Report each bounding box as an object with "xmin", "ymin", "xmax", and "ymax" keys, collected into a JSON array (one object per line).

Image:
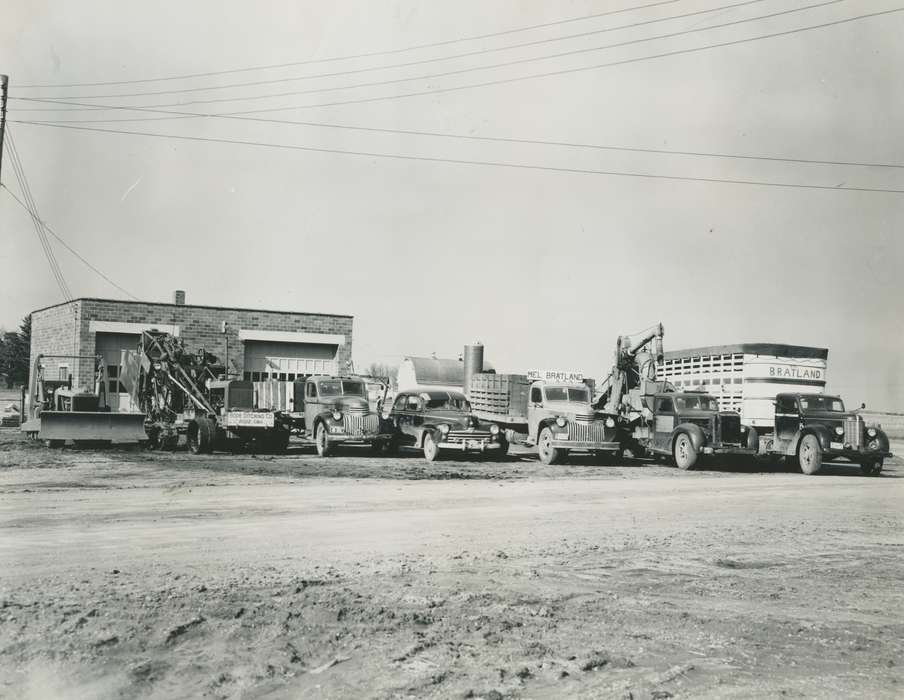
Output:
[{"xmin": 469, "ymin": 374, "xmax": 620, "ymax": 465}]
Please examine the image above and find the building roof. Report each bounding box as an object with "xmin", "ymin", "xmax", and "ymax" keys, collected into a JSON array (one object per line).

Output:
[
  {"xmin": 663, "ymin": 343, "xmax": 828, "ymax": 361},
  {"xmin": 403, "ymin": 356, "xmax": 495, "ymax": 386},
  {"xmin": 29, "ymin": 297, "xmax": 352, "ymax": 318}
]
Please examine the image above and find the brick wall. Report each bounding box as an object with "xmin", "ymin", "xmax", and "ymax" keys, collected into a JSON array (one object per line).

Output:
[
  {"xmin": 31, "ymin": 298, "xmax": 354, "ymax": 389},
  {"xmin": 30, "ymin": 300, "xmax": 85, "ymax": 387}
]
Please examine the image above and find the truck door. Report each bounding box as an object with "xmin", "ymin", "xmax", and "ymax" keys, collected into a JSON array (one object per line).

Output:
[
  {"xmin": 652, "ymin": 396, "xmax": 676, "ymax": 451},
  {"xmin": 527, "ymin": 385, "xmax": 544, "ymax": 441},
  {"xmin": 304, "ymin": 382, "xmax": 318, "ymax": 436},
  {"xmin": 774, "ymin": 395, "xmax": 799, "ymax": 444}
]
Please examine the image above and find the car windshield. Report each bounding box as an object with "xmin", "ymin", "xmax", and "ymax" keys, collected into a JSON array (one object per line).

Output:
[
  {"xmin": 544, "ymin": 386, "xmax": 590, "ymax": 403},
  {"xmin": 318, "ymin": 380, "xmax": 366, "ymax": 397},
  {"xmin": 424, "ymin": 394, "xmax": 470, "ymax": 411},
  {"xmin": 675, "ymin": 395, "xmax": 719, "ymax": 411},
  {"xmin": 799, "ymin": 396, "xmax": 845, "ymax": 412}
]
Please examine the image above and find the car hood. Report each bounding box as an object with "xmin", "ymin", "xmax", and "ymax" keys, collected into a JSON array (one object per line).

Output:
[
  {"xmin": 421, "ymin": 409, "xmax": 473, "ymax": 428},
  {"xmin": 544, "ymin": 401, "xmax": 595, "ymax": 417}
]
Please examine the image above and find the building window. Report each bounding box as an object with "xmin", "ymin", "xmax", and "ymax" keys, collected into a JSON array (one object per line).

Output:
[
  {"xmin": 58, "ymin": 365, "xmax": 69, "ymax": 381},
  {"xmin": 107, "ymin": 365, "xmax": 126, "ymax": 393}
]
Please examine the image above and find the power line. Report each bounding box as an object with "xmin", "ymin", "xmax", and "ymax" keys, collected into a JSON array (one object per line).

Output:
[
  {"xmin": 12, "ymin": 0, "xmax": 849, "ymax": 112},
  {"xmin": 16, "ymin": 0, "xmax": 776, "ymax": 102},
  {"xmin": 14, "ymin": 0, "xmax": 685, "ymax": 89},
  {"xmin": 14, "ymin": 120, "xmax": 904, "ymax": 194},
  {"xmin": 14, "ymin": 5, "xmax": 898, "ymax": 121},
  {"xmin": 1, "ymin": 182, "xmax": 140, "ymax": 300},
  {"xmin": 10, "ymin": 102, "xmax": 904, "ymax": 171},
  {"xmin": 4, "ymin": 130, "xmax": 73, "ymax": 301}
]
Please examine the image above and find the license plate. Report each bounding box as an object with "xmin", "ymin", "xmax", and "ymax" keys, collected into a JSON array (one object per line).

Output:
[
  {"xmin": 329, "ymin": 426, "xmax": 344, "ymax": 434},
  {"xmin": 830, "ymin": 441, "xmax": 843, "ymax": 450}
]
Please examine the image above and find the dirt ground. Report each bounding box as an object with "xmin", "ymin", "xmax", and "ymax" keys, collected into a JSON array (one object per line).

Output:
[{"xmin": 1, "ymin": 430, "xmax": 902, "ymax": 699}]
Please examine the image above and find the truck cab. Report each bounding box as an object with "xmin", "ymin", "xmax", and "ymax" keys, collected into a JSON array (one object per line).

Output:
[
  {"xmin": 300, "ymin": 375, "xmax": 391, "ymax": 456},
  {"xmin": 762, "ymin": 393, "xmax": 891, "ymax": 475},
  {"xmin": 527, "ymin": 381, "xmax": 619, "ymax": 465}
]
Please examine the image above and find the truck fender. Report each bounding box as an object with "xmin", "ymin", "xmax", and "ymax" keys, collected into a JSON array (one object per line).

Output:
[
  {"xmin": 671, "ymin": 423, "xmax": 706, "ymax": 453},
  {"xmin": 787, "ymin": 426, "xmax": 831, "ymax": 456},
  {"xmin": 535, "ymin": 419, "xmax": 557, "ymax": 442},
  {"xmin": 745, "ymin": 425, "xmax": 759, "ymax": 451}
]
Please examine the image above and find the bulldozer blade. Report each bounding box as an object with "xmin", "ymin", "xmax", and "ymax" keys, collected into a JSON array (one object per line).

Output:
[{"xmin": 38, "ymin": 412, "xmax": 148, "ymax": 443}]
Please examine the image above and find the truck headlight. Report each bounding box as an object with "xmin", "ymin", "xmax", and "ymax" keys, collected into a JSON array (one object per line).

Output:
[
  {"xmin": 555, "ymin": 416, "xmax": 567, "ymax": 428},
  {"xmin": 834, "ymin": 426, "xmax": 844, "ymax": 436},
  {"xmin": 438, "ymin": 424, "xmax": 450, "ymax": 435},
  {"xmin": 489, "ymin": 424, "xmax": 500, "ymax": 435},
  {"xmin": 332, "ymin": 410, "xmax": 342, "ymax": 422},
  {"xmin": 867, "ymin": 428, "xmax": 877, "ymax": 438},
  {"xmin": 605, "ymin": 417, "xmax": 615, "ymax": 428}
]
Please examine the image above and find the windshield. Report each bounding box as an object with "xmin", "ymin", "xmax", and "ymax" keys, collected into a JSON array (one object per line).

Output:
[
  {"xmin": 318, "ymin": 380, "xmax": 366, "ymax": 398},
  {"xmin": 544, "ymin": 386, "xmax": 590, "ymax": 403},
  {"xmin": 674, "ymin": 395, "xmax": 720, "ymax": 411},
  {"xmin": 425, "ymin": 394, "xmax": 471, "ymax": 411},
  {"xmin": 799, "ymin": 396, "xmax": 845, "ymax": 413}
]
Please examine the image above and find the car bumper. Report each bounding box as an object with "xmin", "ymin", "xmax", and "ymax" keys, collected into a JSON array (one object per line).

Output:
[
  {"xmin": 326, "ymin": 429, "xmax": 394, "ymax": 444},
  {"xmin": 550, "ymin": 440, "xmax": 620, "ymax": 451},
  {"xmin": 824, "ymin": 448, "xmax": 892, "ymax": 460},
  {"xmin": 439, "ymin": 439, "xmax": 502, "ymax": 452}
]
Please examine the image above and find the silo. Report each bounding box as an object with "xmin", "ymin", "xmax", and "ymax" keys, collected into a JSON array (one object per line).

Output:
[{"xmin": 462, "ymin": 343, "xmax": 484, "ymax": 397}]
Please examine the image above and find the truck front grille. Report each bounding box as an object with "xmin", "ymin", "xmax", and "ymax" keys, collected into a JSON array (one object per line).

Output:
[
  {"xmin": 844, "ymin": 415, "xmax": 862, "ymax": 449},
  {"xmin": 343, "ymin": 413, "xmax": 379, "ymax": 437},
  {"xmin": 568, "ymin": 421, "xmax": 612, "ymax": 443},
  {"xmin": 720, "ymin": 414, "xmax": 741, "ymax": 445}
]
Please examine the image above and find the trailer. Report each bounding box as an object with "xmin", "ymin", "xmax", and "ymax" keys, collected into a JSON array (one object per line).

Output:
[{"xmin": 20, "ymin": 354, "xmax": 147, "ymax": 447}]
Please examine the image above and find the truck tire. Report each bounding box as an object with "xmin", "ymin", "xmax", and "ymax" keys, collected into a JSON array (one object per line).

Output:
[
  {"xmin": 315, "ymin": 421, "xmax": 333, "ymax": 457},
  {"xmin": 188, "ymin": 418, "xmax": 214, "ymax": 455},
  {"xmin": 537, "ymin": 427, "xmax": 561, "ymax": 465},
  {"xmin": 797, "ymin": 434, "xmax": 822, "ymax": 475},
  {"xmin": 860, "ymin": 458, "xmax": 883, "ymax": 477},
  {"xmin": 673, "ymin": 432, "xmax": 698, "ymax": 470},
  {"xmin": 423, "ymin": 432, "xmax": 440, "ymax": 462}
]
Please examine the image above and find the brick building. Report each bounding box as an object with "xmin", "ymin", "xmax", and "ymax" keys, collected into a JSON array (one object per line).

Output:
[{"xmin": 30, "ymin": 292, "xmax": 353, "ymax": 411}]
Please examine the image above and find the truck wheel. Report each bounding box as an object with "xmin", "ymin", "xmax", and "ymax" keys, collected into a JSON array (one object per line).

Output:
[
  {"xmin": 797, "ymin": 434, "xmax": 822, "ymax": 475},
  {"xmin": 423, "ymin": 432, "xmax": 440, "ymax": 462},
  {"xmin": 673, "ymin": 432, "xmax": 698, "ymax": 470},
  {"xmin": 537, "ymin": 427, "xmax": 560, "ymax": 465},
  {"xmin": 315, "ymin": 422, "xmax": 332, "ymax": 457},
  {"xmin": 860, "ymin": 458, "xmax": 883, "ymax": 477},
  {"xmin": 188, "ymin": 418, "xmax": 214, "ymax": 455}
]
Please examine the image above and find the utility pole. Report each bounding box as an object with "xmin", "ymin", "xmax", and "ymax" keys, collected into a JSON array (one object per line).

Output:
[{"xmin": 0, "ymin": 75, "xmax": 8, "ymax": 185}]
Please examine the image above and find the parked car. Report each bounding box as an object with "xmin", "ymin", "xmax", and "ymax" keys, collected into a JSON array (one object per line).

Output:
[{"xmin": 387, "ymin": 389, "xmax": 506, "ymax": 461}]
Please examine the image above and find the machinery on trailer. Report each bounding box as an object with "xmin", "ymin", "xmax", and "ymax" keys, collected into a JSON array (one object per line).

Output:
[
  {"xmin": 595, "ymin": 324, "xmax": 757, "ymax": 468},
  {"xmin": 137, "ymin": 330, "xmax": 291, "ymax": 453},
  {"xmin": 468, "ymin": 372, "xmax": 620, "ymax": 465},
  {"xmin": 20, "ymin": 354, "xmax": 147, "ymax": 447},
  {"xmin": 754, "ymin": 392, "xmax": 892, "ymax": 476}
]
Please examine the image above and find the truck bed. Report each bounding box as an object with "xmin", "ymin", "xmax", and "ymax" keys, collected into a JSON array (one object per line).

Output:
[{"xmin": 468, "ymin": 373, "xmax": 531, "ymax": 419}]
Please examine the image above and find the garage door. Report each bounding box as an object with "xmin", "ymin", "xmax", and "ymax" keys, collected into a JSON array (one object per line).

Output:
[
  {"xmin": 243, "ymin": 341, "xmax": 339, "ymax": 381},
  {"xmin": 95, "ymin": 332, "xmax": 139, "ymax": 412}
]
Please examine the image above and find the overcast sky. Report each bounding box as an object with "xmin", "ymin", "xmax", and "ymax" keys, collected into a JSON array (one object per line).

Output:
[{"xmin": 1, "ymin": 1, "xmax": 902, "ymax": 408}]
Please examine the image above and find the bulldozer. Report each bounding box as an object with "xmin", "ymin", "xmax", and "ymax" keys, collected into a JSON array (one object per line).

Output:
[{"xmin": 21, "ymin": 354, "xmax": 148, "ymax": 447}]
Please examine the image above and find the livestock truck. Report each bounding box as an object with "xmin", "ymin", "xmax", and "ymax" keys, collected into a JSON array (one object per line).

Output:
[{"xmin": 468, "ymin": 373, "xmax": 620, "ymax": 464}]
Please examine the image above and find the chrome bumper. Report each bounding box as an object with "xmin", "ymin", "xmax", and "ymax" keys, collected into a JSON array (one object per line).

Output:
[{"xmin": 551, "ymin": 439, "xmax": 620, "ymax": 451}]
